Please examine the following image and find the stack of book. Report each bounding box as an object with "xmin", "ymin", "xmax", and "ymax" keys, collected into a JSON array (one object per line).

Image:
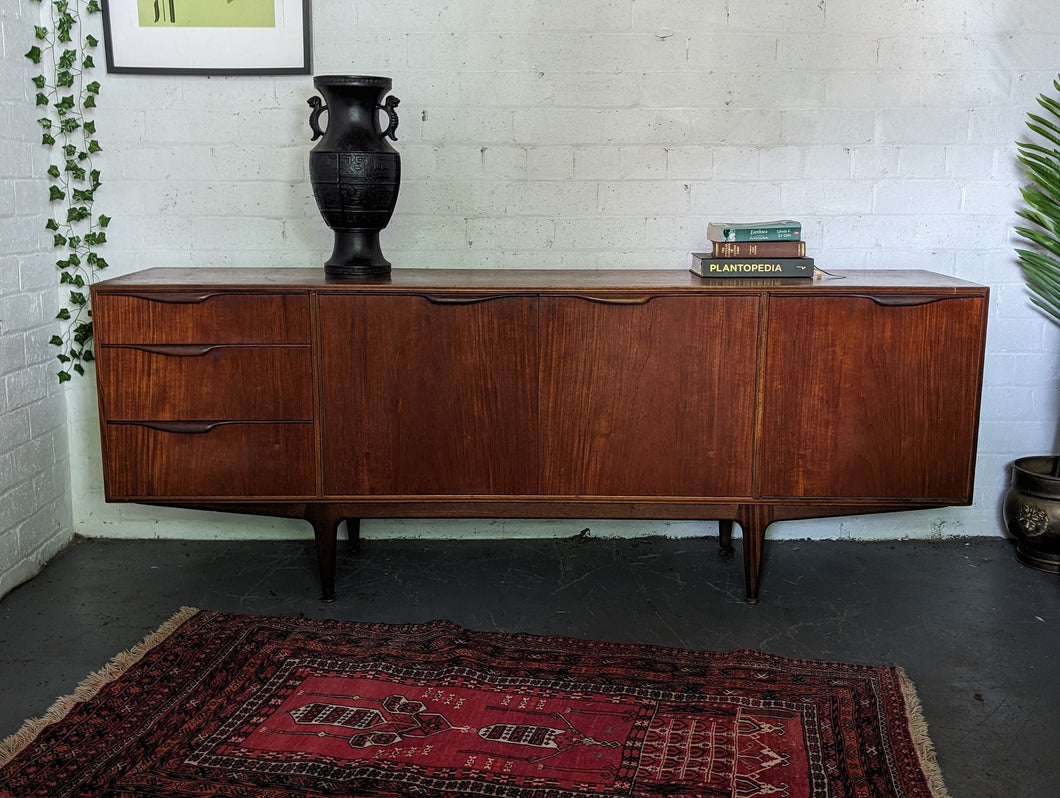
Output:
[{"xmin": 690, "ymin": 220, "xmax": 814, "ymax": 278}]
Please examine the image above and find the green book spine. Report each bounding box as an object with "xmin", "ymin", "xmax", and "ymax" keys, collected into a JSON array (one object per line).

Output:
[
  {"xmin": 690, "ymin": 256, "xmax": 815, "ymax": 278},
  {"xmin": 707, "ymin": 221, "xmax": 802, "ymax": 242}
]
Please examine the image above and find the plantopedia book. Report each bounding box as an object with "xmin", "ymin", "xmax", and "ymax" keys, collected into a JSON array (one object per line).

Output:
[
  {"xmin": 690, "ymin": 254, "xmax": 815, "ymax": 278},
  {"xmin": 706, "ymin": 220, "xmax": 802, "ymax": 241}
]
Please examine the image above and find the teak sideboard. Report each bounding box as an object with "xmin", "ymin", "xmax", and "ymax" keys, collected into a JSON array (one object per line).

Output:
[{"xmin": 90, "ymin": 268, "xmax": 989, "ymax": 603}]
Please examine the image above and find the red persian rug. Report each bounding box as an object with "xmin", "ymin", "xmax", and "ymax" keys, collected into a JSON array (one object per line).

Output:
[{"xmin": 0, "ymin": 609, "xmax": 949, "ymax": 798}]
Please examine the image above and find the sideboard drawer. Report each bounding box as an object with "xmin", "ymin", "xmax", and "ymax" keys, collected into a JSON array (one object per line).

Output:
[
  {"xmin": 98, "ymin": 345, "xmax": 313, "ymax": 421},
  {"xmin": 93, "ymin": 292, "xmax": 311, "ymax": 345},
  {"xmin": 101, "ymin": 422, "xmax": 316, "ymax": 499}
]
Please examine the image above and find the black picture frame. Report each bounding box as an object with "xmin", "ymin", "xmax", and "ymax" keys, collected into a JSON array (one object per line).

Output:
[{"xmin": 101, "ymin": 0, "xmax": 312, "ymax": 76}]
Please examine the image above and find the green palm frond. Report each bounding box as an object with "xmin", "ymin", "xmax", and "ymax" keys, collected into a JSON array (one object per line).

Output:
[{"xmin": 1017, "ymin": 74, "xmax": 1060, "ymax": 324}]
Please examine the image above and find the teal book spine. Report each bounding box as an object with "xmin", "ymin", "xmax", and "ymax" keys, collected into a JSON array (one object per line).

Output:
[{"xmin": 707, "ymin": 221, "xmax": 802, "ymax": 242}]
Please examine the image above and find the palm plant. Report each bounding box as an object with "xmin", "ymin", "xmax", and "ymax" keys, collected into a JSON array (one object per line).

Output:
[{"xmin": 1015, "ymin": 74, "xmax": 1060, "ymax": 477}]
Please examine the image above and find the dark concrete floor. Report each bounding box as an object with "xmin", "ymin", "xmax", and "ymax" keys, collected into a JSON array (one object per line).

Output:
[{"xmin": 0, "ymin": 533, "xmax": 1057, "ymax": 797}]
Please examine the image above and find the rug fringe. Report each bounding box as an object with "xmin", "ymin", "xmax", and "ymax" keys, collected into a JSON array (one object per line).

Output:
[
  {"xmin": 895, "ymin": 666, "xmax": 952, "ymax": 798},
  {"xmin": 0, "ymin": 606, "xmax": 199, "ymax": 768}
]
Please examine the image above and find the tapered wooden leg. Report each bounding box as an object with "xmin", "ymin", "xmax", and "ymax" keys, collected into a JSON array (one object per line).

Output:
[
  {"xmin": 305, "ymin": 505, "xmax": 345, "ymax": 602},
  {"xmin": 344, "ymin": 518, "xmax": 361, "ymax": 551},
  {"xmin": 718, "ymin": 519, "xmax": 735, "ymax": 557},
  {"xmin": 736, "ymin": 506, "xmax": 773, "ymax": 605}
]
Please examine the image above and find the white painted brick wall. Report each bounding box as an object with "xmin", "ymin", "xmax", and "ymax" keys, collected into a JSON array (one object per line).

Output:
[
  {"xmin": 0, "ymin": 0, "xmax": 1051, "ymax": 549},
  {"xmin": 0, "ymin": 0, "xmax": 75, "ymax": 596}
]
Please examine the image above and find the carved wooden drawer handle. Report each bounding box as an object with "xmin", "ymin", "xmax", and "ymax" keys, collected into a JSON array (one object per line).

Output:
[
  {"xmin": 422, "ymin": 294, "xmax": 655, "ymax": 305},
  {"xmin": 133, "ymin": 421, "xmax": 230, "ymax": 434},
  {"xmin": 120, "ymin": 344, "xmax": 224, "ymax": 357},
  {"xmin": 567, "ymin": 295, "xmax": 655, "ymax": 305},
  {"xmin": 127, "ymin": 292, "xmax": 222, "ymax": 304},
  {"xmin": 423, "ymin": 295, "xmax": 520, "ymax": 305},
  {"xmin": 851, "ymin": 294, "xmax": 959, "ymax": 307}
]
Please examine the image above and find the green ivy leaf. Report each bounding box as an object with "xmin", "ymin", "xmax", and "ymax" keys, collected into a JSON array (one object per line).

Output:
[{"xmin": 29, "ymin": 0, "xmax": 111, "ymax": 381}]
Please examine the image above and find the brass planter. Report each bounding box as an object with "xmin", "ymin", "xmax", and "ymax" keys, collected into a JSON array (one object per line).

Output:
[{"xmin": 1003, "ymin": 455, "xmax": 1060, "ymax": 573}]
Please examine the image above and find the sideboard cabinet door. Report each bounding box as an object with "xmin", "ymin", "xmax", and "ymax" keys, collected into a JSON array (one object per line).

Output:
[
  {"xmin": 539, "ymin": 295, "xmax": 759, "ymax": 498},
  {"xmin": 319, "ymin": 294, "xmax": 539, "ymax": 496},
  {"xmin": 759, "ymin": 294, "xmax": 987, "ymax": 501}
]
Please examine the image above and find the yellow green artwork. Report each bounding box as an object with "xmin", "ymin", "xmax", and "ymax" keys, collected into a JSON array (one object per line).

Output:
[{"xmin": 137, "ymin": 0, "xmax": 276, "ymax": 28}]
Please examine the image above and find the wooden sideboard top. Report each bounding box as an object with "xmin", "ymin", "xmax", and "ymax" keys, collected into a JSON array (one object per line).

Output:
[{"xmin": 92, "ymin": 267, "xmax": 988, "ymax": 295}]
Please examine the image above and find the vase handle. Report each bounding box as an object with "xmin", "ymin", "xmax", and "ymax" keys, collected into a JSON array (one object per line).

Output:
[
  {"xmin": 379, "ymin": 96, "xmax": 401, "ymax": 141},
  {"xmin": 307, "ymin": 95, "xmax": 327, "ymax": 141}
]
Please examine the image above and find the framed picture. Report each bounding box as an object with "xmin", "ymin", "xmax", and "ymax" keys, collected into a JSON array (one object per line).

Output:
[{"xmin": 101, "ymin": 0, "xmax": 312, "ymax": 75}]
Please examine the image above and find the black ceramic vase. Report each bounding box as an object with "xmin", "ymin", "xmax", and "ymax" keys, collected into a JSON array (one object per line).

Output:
[{"xmin": 308, "ymin": 75, "xmax": 401, "ymax": 278}]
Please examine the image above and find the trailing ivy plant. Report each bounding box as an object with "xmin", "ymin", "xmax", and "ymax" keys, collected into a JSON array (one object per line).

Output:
[{"xmin": 25, "ymin": 0, "xmax": 109, "ymax": 382}]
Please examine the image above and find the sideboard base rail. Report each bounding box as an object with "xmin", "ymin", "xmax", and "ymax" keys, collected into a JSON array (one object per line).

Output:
[{"xmin": 150, "ymin": 500, "xmax": 947, "ymax": 603}]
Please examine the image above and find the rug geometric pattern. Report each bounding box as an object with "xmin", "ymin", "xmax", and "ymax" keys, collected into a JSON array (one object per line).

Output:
[{"xmin": 0, "ymin": 608, "xmax": 949, "ymax": 797}]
